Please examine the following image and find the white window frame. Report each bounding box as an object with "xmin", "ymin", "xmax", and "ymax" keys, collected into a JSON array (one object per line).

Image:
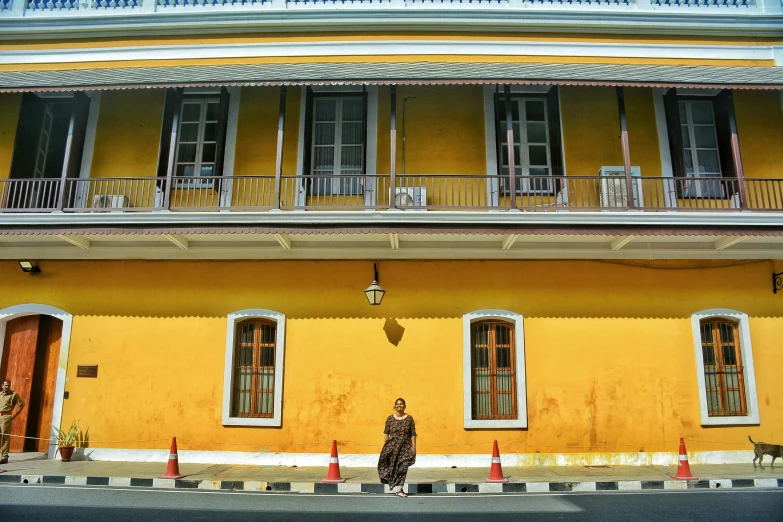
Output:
[
  {"xmin": 222, "ymin": 309, "xmax": 286, "ymax": 427},
  {"xmin": 310, "ymin": 95, "xmax": 365, "ymax": 196},
  {"xmin": 690, "ymin": 308, "xmax": 760, "ymax": 426},
  {"xmin": 175, "ymin": 97, "xmax": 221, "ymax": 188},
  {"xmin": 679, "ymin": 99, "xmax": 724, "ymax": 198},
  {"xmin": 463, "ymin": 309, "xmax": 527, "ymax": 429}
]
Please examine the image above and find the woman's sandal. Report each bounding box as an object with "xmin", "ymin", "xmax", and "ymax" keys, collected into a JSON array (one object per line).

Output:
[{"xmin": 395, "ymin": 491, "xmax": 408, "ymax": 498}]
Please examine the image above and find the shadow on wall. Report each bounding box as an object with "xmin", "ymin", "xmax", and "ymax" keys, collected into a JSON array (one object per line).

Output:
[{"xmin": 384, "ymin": 318, "xmax": 405, "ymax": 347}]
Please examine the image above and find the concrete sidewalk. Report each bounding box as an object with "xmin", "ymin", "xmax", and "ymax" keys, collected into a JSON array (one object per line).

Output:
[{"xmin": 1, "ymin": 454, "xmax": 781, "ymax": 494}]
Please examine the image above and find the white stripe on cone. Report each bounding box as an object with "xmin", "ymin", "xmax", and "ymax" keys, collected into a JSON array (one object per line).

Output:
[
  {"xmin": 491, "ymin": 458, "xmax": 501, "ymax": 463},
  {"xmin": 679, "ymin": 455, "xmax": 688, "ymax": 461},
  {"xmin": 169, "ymin": 455, "xmax": 178, "ymax": 460},
  {"xmin": 330, "ymin": 458, "xmax": 339, "ymax": 464}
]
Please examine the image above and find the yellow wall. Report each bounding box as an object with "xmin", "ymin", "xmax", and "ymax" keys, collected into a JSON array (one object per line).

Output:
[
  {"xmin": 734, "ymin": 90, "xmax": 783, "ymax": 180},
  {"xmin": 90, "ymin": 89, "xmax": 165, "ymax": 179},
  {"xmin": 1, "ymin": 259, "xmax": 782, "ymax": 456},
  {"xmin": 0, "ymin": 93, "xmax": 21, "ymax": 180},
  {"xmin": 560, "ymin": 86, "xmax": 624, "ymax": 177}
]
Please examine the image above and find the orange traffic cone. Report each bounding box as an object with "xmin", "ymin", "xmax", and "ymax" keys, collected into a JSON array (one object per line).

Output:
[
  {"xmin": 322, "ymin": 440, "xmax": 346, "ymax": 483},
  {"xmin": 159, "ymin": 437, "xmax": 186, "ymax": 479},
  {"xmin": 487, "ymin": 440, "xmax": 508, "ymax": 483},
  {"xmin": 670, "ymin": 438, "xmax": 698, "ymax": 481}
]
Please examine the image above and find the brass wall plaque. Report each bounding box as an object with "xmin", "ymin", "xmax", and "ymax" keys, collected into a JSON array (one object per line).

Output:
[{"xmin": 76, "ymin": 365, "xmax": 98, "ymax": 378}]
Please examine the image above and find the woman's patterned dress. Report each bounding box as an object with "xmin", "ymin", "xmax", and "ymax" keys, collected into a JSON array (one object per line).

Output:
[{"xmin": 377, "ymin": 415, "xmax": 417, "ymax": 488}]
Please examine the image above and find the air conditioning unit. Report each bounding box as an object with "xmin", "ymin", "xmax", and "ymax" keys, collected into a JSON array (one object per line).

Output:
[
  {"xmin": 598, "ymin": 166, "xmax": 642, "ymax": 209},
  {"xmin": 92, "ymin": 194, "xmax": 129, "ymax": 210},
  {"xmin": 391, "ymin": 187, "xmax": 427, "ymax": 210}
]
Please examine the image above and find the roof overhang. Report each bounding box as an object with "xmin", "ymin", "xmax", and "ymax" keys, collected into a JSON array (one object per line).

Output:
[
  {"xmin": 2, "ymin": 62, "xmax": 783, "ymax": 93},
  {"xmin": 2, "ymin": 211, "xmax": 782, "ymax": 260}
]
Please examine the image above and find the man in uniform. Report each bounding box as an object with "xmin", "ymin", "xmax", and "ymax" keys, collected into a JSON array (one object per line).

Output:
[{"xmin": 0, "ymin": 379, "xmax": 26, "ymax": 464}]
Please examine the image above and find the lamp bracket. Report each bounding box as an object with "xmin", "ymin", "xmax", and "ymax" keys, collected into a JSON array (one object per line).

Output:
[{"xmin": 774, "ymin": 272, "xmax": 783, "ymax": 294}]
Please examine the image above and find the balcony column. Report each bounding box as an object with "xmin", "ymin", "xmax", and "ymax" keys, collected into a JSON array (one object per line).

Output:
[
  {"xmin": 273, "ymin": 86, "xmax": 286, "ymax": 210},
  {"xmin": 723, "ymin": 90, "xmax": 747, "ymax": 210},
  {"xmin": 162, "ymin": 99, "xmax": 181, "ymax": 211},
  {"xmin": 390, "ymin": 85, "xmax": 397, "ymax": 210},
  {"xmin": 503, "ymin": 85, "xmax": 517, "ymax": 210},
  {"xmin": 616, "ymin": 86, "xmax": 635, "ymax": 210}
]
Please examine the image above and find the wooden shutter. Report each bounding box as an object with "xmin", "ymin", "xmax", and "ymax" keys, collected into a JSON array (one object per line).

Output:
[
  {"xmin": 303, "ymin": 87, "xmax": 315, "ymax": 193},
  {"xmin": 663, "ymin": 89, "xmax": 686, "ymax": 179},
  {"xmin": 546, "ymin": 86, "xmax": 564, "ymax": 178},
  {"xmin": 9, "ymin": 93, "xmax": 47, "ymax": 180},
  {"xmin": 156, "ymin": 88, "xmax": 183, "ymax": 179},
  {"xmin": 713, "ymin": 90, "xmax": 740, "ymax": 196},
  {"xmin": 212, "ymin": 87, "xmax": 231, "ymax": 179},
  {"xmin": 61, "ymin": 92, "xmax": 91, "ymax": 181}
]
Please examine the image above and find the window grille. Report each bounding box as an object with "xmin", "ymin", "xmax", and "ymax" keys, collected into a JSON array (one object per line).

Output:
[
  {"xmin": 232, "ymin": 319, "xmax": 277, "ymax": 418},
  {"xmin": 470, "ymin": 320, "xmax": 518, "ymax": 420},
  {"xmin": 699, "ymin": 318, "xmax": 747, "ymax": 416}
]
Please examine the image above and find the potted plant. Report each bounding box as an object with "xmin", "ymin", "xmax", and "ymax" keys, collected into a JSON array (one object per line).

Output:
[{"xmin": 53, "ymin": 420, "xmax": 81, "ymax": 462}]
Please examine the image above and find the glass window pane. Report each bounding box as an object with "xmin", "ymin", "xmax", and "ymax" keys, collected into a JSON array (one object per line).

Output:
[
  {"xmin": 314, "ymin": 123, "xmax": 335, "ymax": 146},
  {"xmin": 527, "ymin": 122, "xmax": 547, "ymax": 144},
  {"xmin": 680, "ymin": 125, "xmax": 691, "ymax": 148},
  {"xmin": 696, "ymin": 150, "xmax": 721, "ymax": 174},
  {"xmin": 690, "ymin": 101, "xmax": 714, "ymax": 125},
  {"xmin": 341, "ymin": 146, "xmax": 363, "ymax": 170},
  {"xmin": 203, "ymin": 123, "xmax": 218, "ymax": 143},
  {"xmin": 315, "ymin": 100, "xmax": 337, "ymax": 122},
  {"xmin": 341, "ymin": 122, "xmax": 363, "ymax": 146},
  {"xmin": 718, "ymin": 322, "xmax": 735, "ymax": 344},
  {"xmin": 528, "ymin": 145, "xmax": 548, "ymax": 166},
  {"xmin": 722, "ymin": 345, "xmax": 738, "ymax": 366},
  {"xmin": 525, "ymin": 100, "xmax": 545, "ymax": 122},
  {"xmin": 702, "ymin": 345, "xmax": 716, "ymax": 366},
  {"xmin": 342, "ymin": 99, "xmax": 363, "ymax": 121},
  {"xmin": 201, "ymin": 143, "xmax": 216, "ymax": 163},
  {"xmin": 313, "ymin": 147, "xmax": 335, "ymax": 169},
  {"xmin": 176, "ymin": 164, "xmax": 195, "ymax": 177},
  {"xmin": 261, "ymin": 346, "xmax": 275, "ymax": 367},
  {"xmin": 678, "ymin": 101, "xmax": 687, "ymax": 124},
  {"xmin": 179, "ymin": 123, "xmax": 200, "ymax": 143},
  {"xmin": 700, "ymin": 323, "xmax": 713, "ymax": 343},
  {"xmin": 496, "ymin": 348, "xmax": 511, "ymax": 368},
  {"xmin": 177, "ymin": 143, "xmax": 197, "ymax": 163},
  {"xmin": 181, "ymin": 103, "xmax": 201, "ymax": 123},
  {"xmin": 684, "ymin": 150, "xmax": 694, "ymax": 174},
  {"xmin": 199, "ymin": 165, "xmax": 213, "ymax": 177},
  {"xmin": 206, "ymin": 102, "xmax": 219, "ymax": 121},
  {"xmin": 475, "ymin": 348, "xmax": 489, "ymax": 368},
  {"xmin": 693, "ymin": 125, "xmax": 717, "ymax": 149}
]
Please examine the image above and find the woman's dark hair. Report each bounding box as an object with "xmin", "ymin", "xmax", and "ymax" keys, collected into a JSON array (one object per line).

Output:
[{"xmin": 394, "ymin": 398, "xmax": 406, "ymax": 406}]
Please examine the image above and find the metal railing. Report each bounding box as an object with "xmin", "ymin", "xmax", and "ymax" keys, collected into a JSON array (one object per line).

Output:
[{"xmin": 2, "ymin": 174, "xmax": 782, "ymax": 213}]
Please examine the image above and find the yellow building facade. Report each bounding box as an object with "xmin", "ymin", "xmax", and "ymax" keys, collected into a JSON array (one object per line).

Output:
[{"xmin": 0, "ymin": 1, "xmax": 782, "ymax": 465}]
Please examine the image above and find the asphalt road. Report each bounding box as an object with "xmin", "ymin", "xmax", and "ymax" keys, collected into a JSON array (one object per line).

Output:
[{"xmin": 1, "ymin": 484, "xmax": 782, "ymax": 521}]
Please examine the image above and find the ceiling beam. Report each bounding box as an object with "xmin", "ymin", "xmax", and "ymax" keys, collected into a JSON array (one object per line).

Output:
[
  {"xmin": 164, "ymin": 234, "xmax": 189, "ymax": 250},
  {"xmin": 714, "ymin": 236, "xmax": 747, "ymax": 251},
  {"xmin": 274, "ymin": 233, "xmax": 291, "ymax": 250},
  {"xmin": 610, "ymin": 235, "xmax": 635, "ymax": 251},
  {"xmin": 56, "ymin": 234, "xmax": 90, "ymax": 250},
  {"xmin": 501, "ymin": 234, "xmax": 519, "ymax": 250},
  {"xmin": 389, "ymin": 233, "xmax": 399, "ymax": 250}
]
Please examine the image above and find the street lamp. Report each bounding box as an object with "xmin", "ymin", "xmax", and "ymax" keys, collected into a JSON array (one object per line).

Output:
[{"xmin": 364, "ymin": 263, "xmax": 385, "ymax": 306}]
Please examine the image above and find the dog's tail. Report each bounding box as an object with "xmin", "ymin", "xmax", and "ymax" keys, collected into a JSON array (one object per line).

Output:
[{"xmin": 749, "ymin": 435, "xmax": 756, "ymax": 444}]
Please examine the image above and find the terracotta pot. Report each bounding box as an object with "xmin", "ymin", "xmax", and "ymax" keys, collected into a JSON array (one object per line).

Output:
[{"xmin": 59, "ymin": 446, "xmax": 75, "ymax": 462}]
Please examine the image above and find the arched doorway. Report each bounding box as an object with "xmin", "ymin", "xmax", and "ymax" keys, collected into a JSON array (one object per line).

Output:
[
  {"xmin": 1, "ymin": 315, "xmax": 62, "ymax": 452},
  {"xmin": 0, "ymin": 305, "xmax": 73, "ymax": 458}
]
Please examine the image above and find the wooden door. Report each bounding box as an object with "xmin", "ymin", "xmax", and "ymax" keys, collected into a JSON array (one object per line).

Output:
[
  {"xmin": 31, "ymin": 317, "xmax": 62, "ymax": 451},
  {"xmin": 0, "ymin": 316, "xmax": 40, "ymax": 452}
]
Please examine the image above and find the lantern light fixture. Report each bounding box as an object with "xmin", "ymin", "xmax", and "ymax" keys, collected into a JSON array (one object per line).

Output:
[{"xmin": 364, "ymin": 263, "xmax": 386, "ymax": 306}]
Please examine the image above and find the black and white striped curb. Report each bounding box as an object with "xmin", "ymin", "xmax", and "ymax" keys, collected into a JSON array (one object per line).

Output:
[{"xmin": 1, "ymin": 475, "xmax": 782, "ymax": 493}]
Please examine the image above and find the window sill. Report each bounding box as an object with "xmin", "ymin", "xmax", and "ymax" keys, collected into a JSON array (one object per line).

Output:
[
  {"xmin": 464, "ymin": 418, "xmax": 527, "ymax": 429},
  {"xmin": 700, "ymin": 412, "xmax": 760, "ymax": 427},
  {"xmin": 222, "ymin": 415, "xmax": 281, "ymax": 427}
]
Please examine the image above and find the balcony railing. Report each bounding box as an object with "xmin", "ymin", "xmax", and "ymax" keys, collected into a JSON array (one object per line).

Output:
[{"xmin": 2, "ymin": 174, "xmax": 782, "ymax": 214}]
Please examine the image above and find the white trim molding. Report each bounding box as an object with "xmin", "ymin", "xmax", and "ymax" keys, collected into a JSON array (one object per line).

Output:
[
  {"xmin": 0, "ymin": 41, "xmax": 776, "ymax": 66},
  {"xmin": 462, "ymin": 309, "xmax": 527, "ymax": 429},
  {"xmin": 690, "ymin": 308, "xmax": 760, "ymax": 427},
  {"xmin": 222, "ymin": 308, "xmax": 286, "ymax": 427},
  {"xmin": 0, "ymin": 303, "xmax": 74, "ymax": 459}
]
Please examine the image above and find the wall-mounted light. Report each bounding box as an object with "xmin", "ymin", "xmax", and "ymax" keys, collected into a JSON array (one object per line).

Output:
[
  {"xmin": 19, "ymin": 261, "xmax": 40, "ymax": 276},
  {"xmin": 364, "ymin": 263, "xmax": 386, "ymax": 306},
  {"xmin": 774, "ymin": 271, "xmax": 783, "ymax": 294}
]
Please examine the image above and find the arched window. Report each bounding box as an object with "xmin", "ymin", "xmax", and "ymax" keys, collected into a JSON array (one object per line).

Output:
[
  {"xmin": 470, "ymin": 320, "xmax": 518, "ymax": 420},
  {"xmin": 232, "ymin": 319, "xmax": 277, "ymax": 418},
  {"xmin": 691, "ymin": 309, "xmax": 758, "ymax": 426},
  {"xmin": 222, "ymin": 309, "xmax": 285, "ymax": 427},
  {"xmin": 462, "ymin": 310, "xmax": 526, "ymax": 429}
]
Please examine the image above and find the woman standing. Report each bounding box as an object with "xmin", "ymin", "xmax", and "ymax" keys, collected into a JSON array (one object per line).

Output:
[{"xmin": 377, "ymin": 398, "xmax": 417, "ymax": 497}]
